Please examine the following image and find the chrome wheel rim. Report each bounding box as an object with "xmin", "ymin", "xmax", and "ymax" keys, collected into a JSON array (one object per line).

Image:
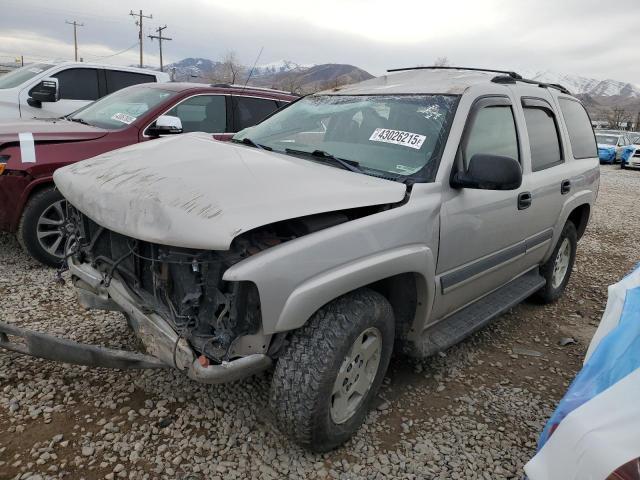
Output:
[
  {"xmin": 552, "ymin": 238, "xmax": 571, "ymax": 289},
  {"xmin": 330, "ymin": 327, "xmax": 382, "ymax": 425},
  {"xmin": 36, "ymin": 199, "xmax": 67, "ymax": 259}
]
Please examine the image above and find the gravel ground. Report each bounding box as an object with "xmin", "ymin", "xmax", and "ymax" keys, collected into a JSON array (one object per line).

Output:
[{"xmin": 0, "ymin": 165, "xmax": 637, "ymax": 480}]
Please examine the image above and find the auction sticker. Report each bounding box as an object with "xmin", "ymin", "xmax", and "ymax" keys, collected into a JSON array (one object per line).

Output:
[
  {"xmin": 111, "ymin": 112, "xmax": 137, "ymax": 124},
  {"xmin": 369, "ymin": 128, "xmax": 426, "ymax": 150}
]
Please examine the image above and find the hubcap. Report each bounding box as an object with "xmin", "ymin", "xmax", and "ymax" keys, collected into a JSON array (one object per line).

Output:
[
  {"xmin": 552, "ymin": 238, "xmax": 571, "ymax": 289},
  {"xmin": 36, "ymin": 199, "xmax": 67, "ymax": 259},
  {"xmin": 330, "ymin": 327, "xmax": 382, "ymax": 425}
]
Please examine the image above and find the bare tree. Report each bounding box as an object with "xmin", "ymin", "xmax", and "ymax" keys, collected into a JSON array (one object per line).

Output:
[
  {"xmin": 207, "ymin": 51, "xmax": 246, "ymax": 84},
  {"xmin": 433, "ymin": 56, "xmax": 451, "ymax": 67},
  {"xmin": 275, "ymin": 73, "xmax": 306, "ymax": 95}
]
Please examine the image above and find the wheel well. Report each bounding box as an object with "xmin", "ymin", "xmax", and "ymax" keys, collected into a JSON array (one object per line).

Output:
[
  {"xmin": 367, "ymin": 273, "xmax": 418, "ymax": 344},
  {"xmin": 567, "ymin": 204, "xmax": 590, "ymax": 240}
]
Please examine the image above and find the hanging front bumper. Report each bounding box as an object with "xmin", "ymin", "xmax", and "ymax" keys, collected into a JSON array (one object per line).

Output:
[{"xmin": 0, "ymin": 258, "xmax": 273, "ymax": 384}]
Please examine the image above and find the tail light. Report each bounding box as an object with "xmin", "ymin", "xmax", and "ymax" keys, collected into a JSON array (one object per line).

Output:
[{"xmin": 0, "ymin": 155, "xmax": 9, "ymax": 175}]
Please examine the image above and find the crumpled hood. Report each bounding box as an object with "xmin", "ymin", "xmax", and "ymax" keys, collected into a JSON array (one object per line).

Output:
[
  {"xmin": 54, "ymin": 133, "xmax": 406, "ymax": 250},
  {"xmin": 0, "ymin": 118, "xmax": 108, "ymax": 146}
]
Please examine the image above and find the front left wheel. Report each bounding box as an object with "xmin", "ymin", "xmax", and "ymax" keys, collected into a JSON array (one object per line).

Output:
[
  {"xmin": 17, "ymin": 187, "xmax": 68, "ymax": 267},
  {"xmin": 270, "ymin": 288, "xmax": 394, "ymax": 452}
]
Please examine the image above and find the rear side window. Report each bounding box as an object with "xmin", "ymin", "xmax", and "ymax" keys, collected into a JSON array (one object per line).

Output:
[
  {"xmin": 234, "ymin": 97, "xmax": 280, "ymax": 130},
  {"xmin": 558, "ymin": 99, "xmax": 597, "ymax": 159},
  {"xmin": 464, "ymin": 106, "xmax": 519, "ymax": 165},
  {"xmin": 106, "ymin": 70, "xmax": 156, "ymax": 94},
  {"xmin": 53, "ymin": 68, "xmax": 100, "ymax": 101},
  {"xmin": 523, "ymin": 107, "xmax": 562, "ymax": 171}
]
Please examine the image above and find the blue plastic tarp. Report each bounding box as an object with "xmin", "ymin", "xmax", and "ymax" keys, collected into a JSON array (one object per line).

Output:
[{"xmin": 538, "ymin": 283, "xmax": 640, "ymax": 448}]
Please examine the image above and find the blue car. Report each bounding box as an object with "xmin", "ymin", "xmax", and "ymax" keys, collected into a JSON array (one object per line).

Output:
[{"xmin": 595, "ymin": 132, "xmax": 636, "ymax": 164}]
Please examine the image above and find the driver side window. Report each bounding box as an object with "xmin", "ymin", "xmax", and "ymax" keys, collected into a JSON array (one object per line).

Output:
[
  {"xmin": 164, "ymin": 95, "xmax": 227, "ymax": 133},
  {"xmin": 464, "ymin": 106, "xmax": 519, "ymax": 167}
]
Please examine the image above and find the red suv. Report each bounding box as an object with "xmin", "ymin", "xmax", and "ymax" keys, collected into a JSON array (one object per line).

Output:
[{"xmin": 0, "ymin": 82, "xmax": 296, "ymax": 266}]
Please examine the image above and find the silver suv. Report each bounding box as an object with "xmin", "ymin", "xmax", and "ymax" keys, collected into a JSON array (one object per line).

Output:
[{"xmin": 0, "ymin": 67, "xmax": 599, "ymax": 451}]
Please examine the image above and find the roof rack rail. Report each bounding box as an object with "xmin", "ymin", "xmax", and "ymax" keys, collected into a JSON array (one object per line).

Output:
[
  {"xmin": 210, "ymin": 83, "xmax": 297, "ymax": 95},
  {"xmin": 385, "ymin": 66, "xmax": 573, "ymax": 96},
  {"xmin": 492, "ymin": 76, "xmax": 572, "ymax": 95},
  {"xmin": 386, "ymin": 66, "xmax": 523, "ymax": 79}
]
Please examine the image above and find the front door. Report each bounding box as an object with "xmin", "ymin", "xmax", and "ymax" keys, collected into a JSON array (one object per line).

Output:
[
  {"xmin": 433, "ymin": 96, "xmax": 531, "ymax": 320},
  {"xmin": 19, "ymin": 67, "xmax": 100, "ymax": 118}
]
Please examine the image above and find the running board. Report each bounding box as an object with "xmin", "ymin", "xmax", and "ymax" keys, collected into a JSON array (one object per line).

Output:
[{"xmin": 410, "ymin": 269, "xmax": 545, "ymax": 358}]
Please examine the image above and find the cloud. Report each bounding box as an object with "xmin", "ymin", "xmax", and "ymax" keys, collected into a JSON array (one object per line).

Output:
[{"xmin": 0, "ymin": 0, "xmax": 639, "ymax": 85}]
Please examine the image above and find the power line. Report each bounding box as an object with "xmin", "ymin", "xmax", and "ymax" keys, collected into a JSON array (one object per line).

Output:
[
  {"xmin": 148, "ymin": 25, "xmax": 172, "ymax": 72},
  {"xmin": 83, "ymin": 42, "xmax": 139, "ymax": 61},
  {"xmin": 65, "ymin": 20, "xmax": 84, "ymax": 62},
  {"xmin": 129, "ymin": 10, "xmax": 152, "ymax": 68}
]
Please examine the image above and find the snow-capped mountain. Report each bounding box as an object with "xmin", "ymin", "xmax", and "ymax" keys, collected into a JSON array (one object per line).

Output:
[
  {"xmin": 519, "ymin": 69, "xmax": 640, "ymax": 98},
  {"xmin": 165, "ymin": 57, "xmax": 222, "ymax": 81},
  {"xmin": 252, "ymin": 60, "xmax": 316, "ymax": 76}
]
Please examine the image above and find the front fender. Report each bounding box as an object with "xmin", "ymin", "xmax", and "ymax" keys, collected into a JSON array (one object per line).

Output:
[
  {"xmin": 225, "ymin": 243, "xmax": 434, "ymax": 334},
  {"xmin": 279, "ymin": 244, "xmax": 433, "ymax": 333},
  {"xmin": 223, "ymin": 189, "xmax": 442, "ymax": 335}
]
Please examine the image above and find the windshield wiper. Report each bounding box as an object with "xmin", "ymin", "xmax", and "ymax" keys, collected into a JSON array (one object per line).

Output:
[
  {"xmin": 284, "ymin": 148, "xmax": 363, "ymax": 174},
  {"xmin": 232, "ymin": 137, "xmax": 271, "ymax": 150},
  {"xmin": 66, "ymin": 117, "xmax": 91, "ymax": 126}
]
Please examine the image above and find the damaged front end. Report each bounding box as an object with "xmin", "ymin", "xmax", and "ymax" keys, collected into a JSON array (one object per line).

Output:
[
  {"xmin": 68, "ymin": 204, "xmax": 282, "ymax": 382},
  {"xmin": 1, "ymin": 205, "xmax": 283, "ymax": 383}
]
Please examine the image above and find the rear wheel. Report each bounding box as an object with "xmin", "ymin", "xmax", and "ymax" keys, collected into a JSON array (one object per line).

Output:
[
  {"xmin": 17, "ymin": 187, "xmax": 68, "ymax": 267},
  {"xmin": 535, "ymin": 221, "xmax": 577, "ymax": 304},
  {"xmin": 270, "ymin": 288, "xmax": 394, "ymax": 452}
]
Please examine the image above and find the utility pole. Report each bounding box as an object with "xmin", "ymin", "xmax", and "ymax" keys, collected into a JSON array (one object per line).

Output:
[
  {"xmin": 65, "ymin": 20, "xmax": 84, "ymax": 62},
  {"xmin": 129, "ymin": 9, "xmax": 152, "ymax": 68},
  {"xmin": 148, "ymin": 25, "xmax": 172, "ymax": 72}
]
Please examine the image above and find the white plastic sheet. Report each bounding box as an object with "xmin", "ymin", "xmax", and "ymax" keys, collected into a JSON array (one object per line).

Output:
[{"xmin": 525, "ymin": 265, "xmax": 640, "ymax": 480}]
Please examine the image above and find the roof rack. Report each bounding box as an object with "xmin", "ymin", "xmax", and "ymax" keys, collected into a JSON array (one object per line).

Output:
[
  {"xmin": 385, "ymin": 66, "xmax": 572, "ymax": 95},
  {"xmin": 490, "ymin": 75, "xmax": 572, "ymax": 95},
  {"xmin": 386, "ymin": 66, "xmax": 523, "ymax": 79},
  {"xmin": 209, "ymin": 83, "xmax": 296, "ymax": 95}
]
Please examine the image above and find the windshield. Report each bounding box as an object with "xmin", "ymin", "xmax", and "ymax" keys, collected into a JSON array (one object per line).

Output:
[
  {"xmin": 596, "ymin": 135, "xmax": 618, "ymax": 146},
  {"xmin": 629, "ymin": 133, "xmax": 640, "ymax": 144},
  {"xmin": 233, "ymin": 94, "xmax": 458, "ymax": 180},
  {"xmin": 0, "ymin": 63, "xmax": 54, "ymax": 89},
  {"xmin": 68, "ymin": 86, "xmax": 177, "ymax": 129}
]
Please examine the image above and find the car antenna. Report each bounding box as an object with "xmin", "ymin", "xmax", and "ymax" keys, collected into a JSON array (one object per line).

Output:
[{"xmin": 242, "ymin": 46, "xmax": 264, "ymax": 91}]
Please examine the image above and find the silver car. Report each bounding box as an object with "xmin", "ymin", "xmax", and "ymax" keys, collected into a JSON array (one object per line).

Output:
[{"xmin": 1, "ymin": 67, "xmax": 599, "ymax": 451}]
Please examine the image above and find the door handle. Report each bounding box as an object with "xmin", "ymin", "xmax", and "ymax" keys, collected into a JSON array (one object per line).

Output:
[
  {"xmin": 561, "ymin": 179, "xmax": 571, "ymax": 195},
  {"xmin": 518, "ymin": 192, "xmax": 532, "ymax": 210}
]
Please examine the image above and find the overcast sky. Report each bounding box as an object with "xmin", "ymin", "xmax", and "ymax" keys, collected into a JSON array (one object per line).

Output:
[{"xmin": 1, "ymin": 0, "xmax": 638, "ymax": 84}]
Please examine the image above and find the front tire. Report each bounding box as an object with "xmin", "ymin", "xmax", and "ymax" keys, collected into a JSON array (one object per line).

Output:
[
  {"xmin": 17, "ymin": 187, "xmax": 68, "ymax": 267},
  {"xmin": 535, "ymin": 221, "xmax": 577, "ymax": 304},
  {"xmin": 270, "ymin": 289, "xmax": 394, "ymax": 452}
]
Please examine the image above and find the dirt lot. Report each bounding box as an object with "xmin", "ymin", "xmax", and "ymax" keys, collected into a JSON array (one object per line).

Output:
[{"xmin": 0, "ymin": 164, "xmax": 637, "ymax": 480}]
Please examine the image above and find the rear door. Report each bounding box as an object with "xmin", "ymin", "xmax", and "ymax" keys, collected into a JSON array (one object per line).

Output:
[
  {"xmin": 231, "ymin": 95, "xmax": 282, "ymax": 133},
  {"xmin": 512, "ymin": 89, "xmax": 568, "ymax": 266},
  {"xmin": 105, "ymin": 70, "xmax": 157, "ymax": 94}
]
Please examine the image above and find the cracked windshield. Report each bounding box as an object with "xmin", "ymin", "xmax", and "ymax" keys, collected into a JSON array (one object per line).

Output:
[{"xmin": 234, "ymin": 94, "xmax": 458, "ymax": 178}]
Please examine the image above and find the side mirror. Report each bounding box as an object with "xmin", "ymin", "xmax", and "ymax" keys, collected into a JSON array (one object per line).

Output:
[
  {"xmin": 451, "ymin": 154, "xmax": 522, "ymax": 190},
  {"xmin": 147, "ymin": 115, "xmax": 183, "ymax": 137},
  {"xmin": 27, "ymin": 77, "xmax": 59, "ymax": 108}
]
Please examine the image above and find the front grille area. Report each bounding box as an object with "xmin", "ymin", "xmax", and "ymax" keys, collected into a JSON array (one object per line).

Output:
[{"xmin": 68, "ymin": 207, "xmax": 261, "ymax": 362}]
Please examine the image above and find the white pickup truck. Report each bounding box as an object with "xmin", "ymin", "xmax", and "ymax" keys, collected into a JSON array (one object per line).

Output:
[{"xmin": 0, "ymin": 61, "xmax": 169, "ymax": 120}]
